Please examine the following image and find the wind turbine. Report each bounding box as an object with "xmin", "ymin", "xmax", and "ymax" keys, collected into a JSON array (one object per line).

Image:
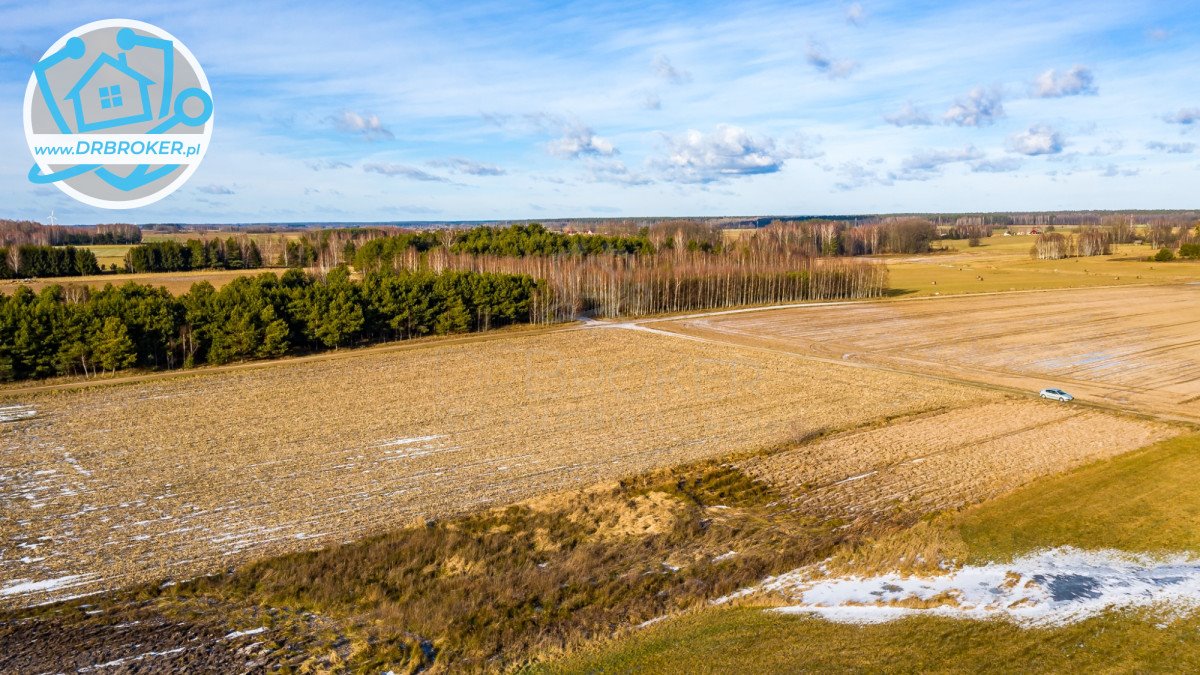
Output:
[{"xmin": 47, "ymin": 209, "xmax": 58, "ymax": 227}]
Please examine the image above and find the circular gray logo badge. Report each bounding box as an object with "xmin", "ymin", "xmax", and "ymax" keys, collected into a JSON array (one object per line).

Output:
[{"xmin": 23, "ymin": 19, "xmax": 214, "ymax": 209}]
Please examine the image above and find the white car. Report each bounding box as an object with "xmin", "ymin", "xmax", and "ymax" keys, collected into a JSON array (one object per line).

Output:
[{"xmin": 1039, "ymin": 388, "xmax": 1074, "ymax": 402}]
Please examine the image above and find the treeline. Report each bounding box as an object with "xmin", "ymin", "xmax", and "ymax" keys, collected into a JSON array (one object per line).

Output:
[
  {"xmin": 450, "ymin": 223, "xmax": 653, "ymax": 257},
  {"xmin": 401, "ymin": 249, "xmax": 886, "ymax": 320},
  {"xmin": 339, "ymin": 222, "xmax": 889, "ymax": 319},
  {"xmin": 0, "ymin": 268, "xmax": 544, "ymax": 381},
  {"xmin": 0, "ymin": 220, "xmax": 141, "ymax": 247},
  {"xmin": 331, "ymin": 224, "xmax": 652, "ymax": 273},
  {"xmin": 750, "ymin": 219, "xmax": 939, "ymax": 257},
  {"xmin": 943, "ymin": 223, "xmax": 992, "ymax": 241},
  {"xmin": 1030, "ymin": 229, "xmax": 1113, "ymax": 260},
  {"xmin": 0, "ymin": 245, "xmax": 100, "ymax": 278},
  {"xmin": 125, "ymin": 239, "xmax": 266, "ymax": 273}
]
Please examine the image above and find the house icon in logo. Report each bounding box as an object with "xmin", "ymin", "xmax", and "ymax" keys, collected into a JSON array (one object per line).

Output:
[{"xmin": 64, "ymin": 52, "xmax": 154, "ymax": 132}]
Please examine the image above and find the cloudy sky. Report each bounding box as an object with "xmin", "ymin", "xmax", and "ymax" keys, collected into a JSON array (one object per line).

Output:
[{"xmin": 1, "ymin": 0, "xmax": 1197, "ymax": 223}]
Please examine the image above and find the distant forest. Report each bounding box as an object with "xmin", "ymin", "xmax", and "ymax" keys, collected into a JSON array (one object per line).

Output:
[
  {"xmin": 0, "ymin": 220, "xmax": 141, "ymax": 247},
  {"xmin": 327, "ymin": 222, "xmax": 891, "ymax": 319}
]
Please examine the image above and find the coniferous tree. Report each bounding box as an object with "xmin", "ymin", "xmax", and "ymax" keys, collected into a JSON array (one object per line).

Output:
[{"xmin": 92, "ymin": 317, "xmax": 136, "ymax": 373}]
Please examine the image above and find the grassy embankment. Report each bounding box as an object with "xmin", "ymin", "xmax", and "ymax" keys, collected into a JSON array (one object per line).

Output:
[
  {"xmin": 0, "ymin": 459, "xmax": 861, "ymax": 672},
  {"xmin": 550, "ymin": 433, "xmax": 1200, "ymax": 673}
]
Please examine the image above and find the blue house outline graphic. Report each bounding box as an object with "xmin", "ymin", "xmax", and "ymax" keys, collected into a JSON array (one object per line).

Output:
[{"xmin": 64, "ymin": 52, "xmax": 155, "ymax": 133}]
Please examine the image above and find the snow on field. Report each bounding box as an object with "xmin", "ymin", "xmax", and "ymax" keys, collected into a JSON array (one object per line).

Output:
[
  {"xmin": 224, "ymin": 626, "xmax": 267, "ymax": 639},
  {"xmin": 376, "ymin": 435, "xmax": 443, "ymax": 447},
  {"xmin": 0, "ymin": 574, "xmax": 93, "ymax": 597},
  {"xmin": 758, "ymin": 548, "xmax": 1200, "ymax": 626},
  {"xmin": 0, "ymin": 405, "xmax": 36, "ymax": 422},
  {"xmin": 76, "ymin": 647, "xmax": 188, "ymax": 672}
]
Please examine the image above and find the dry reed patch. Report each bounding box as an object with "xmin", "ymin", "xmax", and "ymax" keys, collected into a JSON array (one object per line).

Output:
[
  {"xmin": 741, "ymin": 400, "xmax": 1176, "ymax": 525},
  {"xmin": 0, "ymin": 327, "xmax": 986, "ymax": 607}
]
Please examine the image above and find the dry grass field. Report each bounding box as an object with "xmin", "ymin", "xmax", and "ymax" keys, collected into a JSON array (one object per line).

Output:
[
  {"xmin": 883, "ymin": 238, "xmax": 1200, "ymax": 297},
  {"xmin": 2, "ymin": 268, "xmax": 277, "ymax": 295},
  {"xmin": 661, "ymin": 284, "xmax": 1200, "ymax": 421},
  {"xmin": 0, "ymin": 327, "xmax": 990, "ymax": 608},
  {"xmin": 740, "ymin": 401, "xmax": 1173, "ymax": 525}
]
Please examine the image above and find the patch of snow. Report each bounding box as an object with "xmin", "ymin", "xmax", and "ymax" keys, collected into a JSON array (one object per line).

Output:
[
  {"xmin": 77, "ymin": 646, "xmax": 187, "ymax": 671},
  {"xmin": 834, "ymin": 470, "xmax": 877, "ymax": 486},
  {"xmin": 224, "ymin": 626, "xmax": 268, "ymax": 639},
  {"xmin": 375, "ymin": 435, "xmax": 442, "ymax": 447},
  {"xmin": 762, "ymin": 548, "xmax": 1200, "ymax": 627},
  {"xmin": 712, "ymin": 551, "xmax": 738, "ymax": 563},
  {"xmin": 0, "ymin": 574, "xmax": 89, "ymax": 597},
  {"xmin": 0, "ymin": 405, "xmax": 36, "ymax": 422},
  {"xmin": 64, "ymin": 453, "xmax": 92, "ymax": 477},
  {"xmin": 637, "ymin": 615, "xmax": 668, "ymax": 629}
]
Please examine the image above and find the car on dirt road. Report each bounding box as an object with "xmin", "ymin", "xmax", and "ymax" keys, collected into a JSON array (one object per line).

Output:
[{"xmin": 1039, "ymin": 388, "xmax": 1074, "ymax": 402}]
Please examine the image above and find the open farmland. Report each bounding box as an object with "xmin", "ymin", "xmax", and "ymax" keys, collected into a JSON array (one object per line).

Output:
[
  {"xmin": 0, "ymin": 327, "xmax": 994, "ymax": 608},
  {"xmin": 740, "ymin": 401, "xmax": 1172, "ymax": 525},
  {"xmin": 2, "ymin": 268, "xmax": 275, "ymax": 296},
  {"xmin": 661, "ymin": 284, "xmax": 1200, "ymax": 421}
]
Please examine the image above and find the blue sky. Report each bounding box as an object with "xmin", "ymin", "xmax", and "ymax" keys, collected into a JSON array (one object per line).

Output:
[{"xmin": 1, "ymin": 0, "xmax": 1198, "ymax": 223}]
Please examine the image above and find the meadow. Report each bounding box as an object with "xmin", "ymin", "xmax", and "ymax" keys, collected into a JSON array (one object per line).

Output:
[{"xmin": 884, "ymin": 235, "xmax": 1200, "ymax": 296}]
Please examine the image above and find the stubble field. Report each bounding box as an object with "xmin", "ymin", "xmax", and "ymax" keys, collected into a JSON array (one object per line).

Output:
[
  {"xmin": 0, "ymin": 327, "xmax": 992, "ymax": 608},
  {"xmin": 740, "ymin": 400, "xmax": 1173, "ymax": 525},
  {"xmin": 2, "ymin": 284, "xmax": 1189, "ymax": 614},
  {"xmin": 663, "ymin": 284, "xmax": 1200, "ymax": 421}
]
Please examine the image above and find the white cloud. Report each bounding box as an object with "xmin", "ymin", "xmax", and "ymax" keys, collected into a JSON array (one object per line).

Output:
[
  {"xmin": 846, "ymin": 3, "xmax": 867, "ymax": 26},
  {"xmin": 196, "ymin": 184, "xmax": 235, "ymax": 195},
  {"xmin": 1145, "ymin": 141, "xmax": 1196, "ymax": 154},
  {"xmin": 943, "ymin": 87, "xmax": 1004, "ymax": 127},
  {"xmin": 1007, "ymin": 125, "xmax": 1065, "ymax": 155},
  {"xmin": 1032, "ymin": 65, "xmax": 1097, "ymax": 98},
  {"xmin": 329, "ymin": 110, "xmax": 394, "ymax": 141},
  {"xmin": 362, "ymin": 163, "xmax": 450, "ymax": 182},
  {"xmin": 586, "ymin": 159, "xmax": 654, "ymax": 186},
  {"xmin": 642, "ymin": 92, "xmax": 662, "ymax": 110},
  {"xmin": 833, "ymin": 160, "xmax": 891, "ymax": 191},
  {"xmin": 971, "ymin": 157, "xmax": 1024, "ymax": 173},
  {"xmin": 428, "ymin": 158, "xmax": 506, "ymax": 176},
  {"xmin": 1102, "ymin": 164, "xmax": 1139, "ymax": 177},
  {"xmin": 651, "ymin": 125, "xmax": 790, "ymax": 183},
  {"xmin": 892, "ymin": 145, "xmax": 984, "ymax": 181},
  {"xmin": 884, "ymin": 101, "xmax": 932, "ymax": 127},
  {"xmin": 546, "ymin": 123, "xmax": 617, "ymax": 159},
  {"xmin": 653, "ymin": 55, "xmax": 692, "ymax": 85},
  {"xmin": 305, "ymin": 159, "xmax": 352, "ymax": 171},
  {"xmin": 805, "ymin": 40, "xmax": 859, "ymax": 79},
  {"xmin": 1165, "ymin": 108, "xmax": 1200, "ymax": 126}
]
